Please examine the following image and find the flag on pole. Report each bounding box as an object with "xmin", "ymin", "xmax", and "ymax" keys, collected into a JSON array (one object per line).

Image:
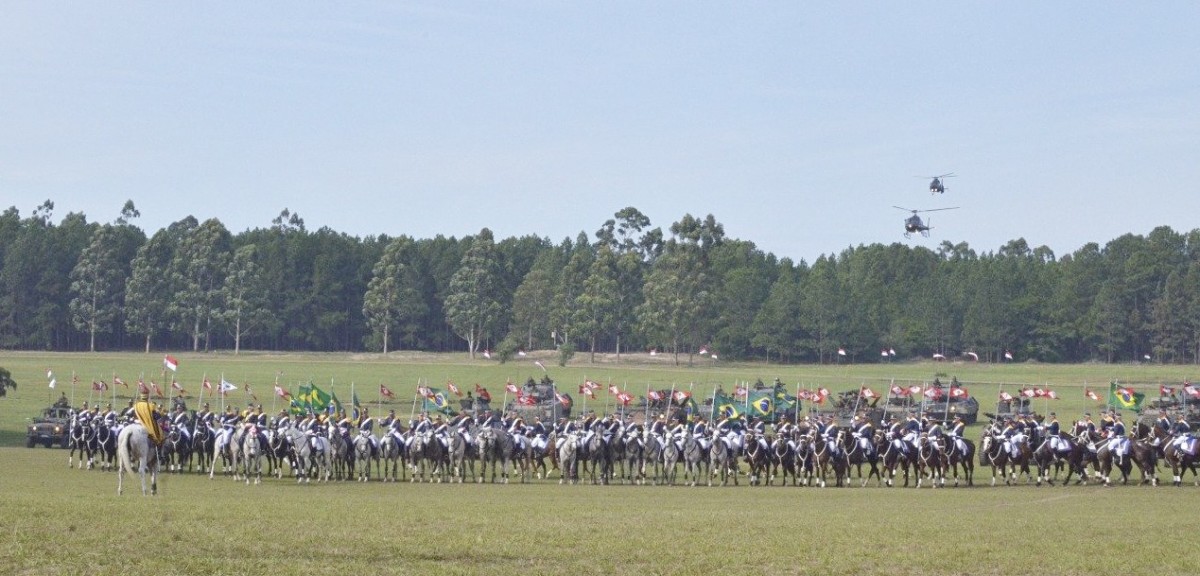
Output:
[
  {"xmin": 1085, "ymin": 388, "xmax": 1099, "ymax": 401},
  {"xmin": 555, "ymin": 392, "xmax": 571, "ymax": 407},
  {"xmin": 837, "ymin": 347, "xmax": 847, "ymax": 356},
  {"xmin": 49, "ymin": 378, "xmax": 56, "ymax": 389},
  {"xmin": 506, "ymin": 382, "xmax": 520, "ymax": 394},
  {"xmin": 616, "ymin": 392, "xmax": 634, "ymax": 406},
  {"xmin": 923, "ymin": 386, "xmax": 942, "ymax": 399},
  {"xmin": 47, "ymin": 368, "xmax": 53, "ymax": 379},
  {"xmin": 881, "ymin": 349, "xmax": 889, "ymax": 357},
  {"xmin": 1161, "ymin": 385, "xmax": 1175, "ymax": 395},
  {"xmin": 950, "ymin": 385, "xmax": 969, "ymax": 399},
  {"xmin": 445, "ymin": 381, "xmax": 460, "ymax": 397},
  {"xmin": 608, "ymin": 384, "xmax": 620, "ymax": 396},
  {"xmin": 1047, "ymin": 390, "xmax": 1059, "ymax": 400},
  {"xmin": 203, "ymin": 377, "xmax": 212, "ymax": 391},
  {"xmin": 152, "ymin": 381, "xmax": 165, "ymax": 398},
  {"xmin": 1184, "ymin": 383, "xmax": 1200, "ymax": 398},
  {"xmin": 475, "ymin": 384, "xmax": 492, "ymax": 402},
  {"xmin": 163, "ymin": 355, "xmax": 179, "ymax": 372},
  {"xmin": 888, "ymin": 348, "xmax": 896, "ymax": 356},
  {"xmin": 275, "ymin": 385, "xmax": 291, "ymax": 399},
  {"xmin": 966, "ymin": 352, "xmax": 979, "ymax": 361},
  {"xmin": 648, "ymin": 390, "xmax": 664, "ymax": 401},
  {"xmin": 1004, "ymin": 350, "xmax": 1013, "ymax": 360},
  {"xmin": 245, "ymin": 384, "xmax": 258, "ymax": 401},
  {"xmin": 417, "ymin": 385, "xmax": 433, "ymax": 398},
  {"xmin": 482, "ymin": 349, "xmax": 491, "ymax": 359},
  {"xmin": 171, "ymin": 380, "xmax": 186, "ymax": 395},
  {"xmin": 999, "ymin": 391, "xmax": 1014, "ymax": 401},
  {"xmin": 114, "ymin": 376, "xmax": 126, "ymax": 388},
  {"xmin": 673, "ymin": 390, "xmax": 692, "ymax": 402},
  {"xmin": 92, "ymin": 380, "xmax": 107, "ymax": 392},
  {"xmin": 219, "ymin": 379, "xmax": 237, "ymax": 394},
  {"xmin": 380, "ymin": 384, "xmax": 395, "ymax": 399},
  {"xmin": 1020, "ymin": 388, "xmax": 1036, "ymax": 398},
  {"xmin": 1108, "ymin": 382, "xmax": 1145, "ymax": 410},
  {"xmin": 579, "ymin": 385, "xmax": 596, "ymax": 399},
  {"xmin": 534, "ymin": 360, "xmax": 547, "ymax": 372},
  {"xmin": 908, "ymin": 385, "xmax": 922, "ymax": 396},
  {"xmin": 860, "ymin": 387, "xmax": 878, "ymax": 399},
  {"xmin": 891, "ymin": 384, "xmax": 906, "ymax": 397}
]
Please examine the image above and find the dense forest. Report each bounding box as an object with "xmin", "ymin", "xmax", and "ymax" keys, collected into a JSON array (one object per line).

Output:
[{"xmin": 3, "ymin": 200, "xmax": 1200, "ymax": 365}]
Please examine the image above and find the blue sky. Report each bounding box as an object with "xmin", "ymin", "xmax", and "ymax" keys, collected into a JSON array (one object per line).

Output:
[{"xmin": 2, "ymin": 3, "xmax": 1197, "ymax": 262}]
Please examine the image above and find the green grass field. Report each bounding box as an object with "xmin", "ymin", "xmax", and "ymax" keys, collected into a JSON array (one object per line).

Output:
[{"xmin": 2, "ymin": 352, "xmax": 1199, "ymax": 575}]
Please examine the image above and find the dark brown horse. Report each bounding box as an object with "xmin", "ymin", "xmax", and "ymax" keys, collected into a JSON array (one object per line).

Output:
[
  {"xmin": 914, "ymin": 434, "xmax": 945, "ymax": 488},
  {"xmin": 842, "ymin": 429, "xmax": 882, "ymax": 487},
  {"xmin": 980, "ymin": 434, "xmax": 1032, "ymax": 486},
  {"xmin": 945, "ymin": 435, "xmax": 975, "ymax": 487},
  {"xmin": 811, "ymin": 431, "xmax": 848, "ymax": 487},
  {"xmin": 743, "ymin": 432, "xmax": 771, "ymax": 486},
  {"xmin": 879, "ymin": 433, "xmax": 912, "ymax": 487},
  {"xmin": 1032, "ymin": 434, "xmax": 1087, "ymax": 486}
]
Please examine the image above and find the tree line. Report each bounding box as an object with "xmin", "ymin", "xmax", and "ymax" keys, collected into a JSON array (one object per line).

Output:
[{"xmin": 2, "ymin": 200, "xmax": 1199, "ymax": 365}]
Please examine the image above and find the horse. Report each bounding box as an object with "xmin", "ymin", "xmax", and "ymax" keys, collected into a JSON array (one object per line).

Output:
[
  {"xmin": 842, "ymin": 429, "xmax": 881, "ymax": 487},
  {"xmin": 411, "ymin": 431, "xmax": 448, "ymax": 483},
  {"xmin": 605, "ymin": 432, "xmax": 627, "ymax": 485},
  {"xmin": 77, "ymin": 420, "xmax": 99, "ymax": 470},
  {"xmin": 617, "ymin": 428, "xmax": 644, "ymax": 485},
  {"xmin": 914, "ymin": 434, "xmax": 945, "ymax": 488},
  {"xmin": 660, "ymin": 434, "xmax": 682, "ymax": 486},
  {"xmin": 944, "ymin": 435, "xmax": 976, "ymax": 487},
  {"xmin": 191, "ymin": 423, "xmax": 214, "ymax": 474},
  {"xmin": 209, "ymin": 425, "xmax": 239, "ymax": 479},
  {"xmin": 557, "ymin": 432, "xmax": 579, "ymax": 485},
  {"xmin": 812, "ymin": 431, "xmax": 848, "ymax": 488},
  {"xmin": 743, "ymin": 432, "xmax": 771, "ymax": 486},
  {"xmin": 266, "ymin": 429, "xmax": 291, "ymax": 479},
  {"xmin": 708, "ymin": 434, "xmax": 738, "ymax": 487},
  {"xmin": 529, "ymin": 431, "xmax": 553, "ymax": 480},
  {"xmin": 477, "ymin": 428, "xmax": 512, "ymax": 484},
  {"xmin": 282, "ymin": 427, "xmax": 314, "ymax": 483},
  {"xmin": 353, "ymin": 432, "xmax": 374, "ymax": 482},
  {"xmin": 880, "ymin": 432, "xmax": 912, "ymax": 487},
  {"xmin": 68, "ymin": 419, "xmax": 90, "ymax": 469},
  {"xmin": 642, "ymin": 431, "xmax": 665, "ymax": 485},
  {"xmin": 378, "ymin": 432, "xmax": 405, "ymax": 482},
  {"xmin": 116, "ymin": 423, "xmax": 159, "ymax": 496},
  {"xmin": 794, "ymin": 434, "xmax": 817, "ymax": 486},
  {"xmin": 161, "ymin": 426, "xmax": 191, "ymax": 474},
  {"xmin": 509, "ymin": 432, "xmax": 533, "ymax": 484},
  {"xmin": 582, "ymin": 432, "xmax": 607, "ymax": 485},
  {"xmin": 980, "ymin": 434, "xmax": 1032, "ymax": 486},
  {"xmin": 448, "ymin": 429, "xmax": 475, "ymax": 484},
  {"xmin": 93, "ymin": 422, "xmax": 118, "ymax": 472},
  {"xmin": 327, "ymin": 430, "xmax": 351, "ymax": 481},
  {"xmin": 242, "ymin": 426, "xmax": 264, "ymax": 485},
  {"xmin": 1163, "ymin": 434, "xmax": 1200, "ymax": 487},
  {"xmin": 683, "ymin": 434, "xmax": 709, "ymax": 487}
]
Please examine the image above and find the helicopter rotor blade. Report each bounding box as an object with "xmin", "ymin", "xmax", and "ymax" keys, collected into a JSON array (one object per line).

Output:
[
  {"xmin": 918, "ymin": 206, "xmax": 959, "ymax": 213},
  {"xmin": 892, "ymin": 206, "xmax": 914, "ymax": 212}
]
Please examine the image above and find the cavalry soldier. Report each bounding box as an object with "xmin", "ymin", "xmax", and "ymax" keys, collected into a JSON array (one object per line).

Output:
[
  {"xmin": 818, "ymin": 415, "xmax": 840, "ymax": 456},
  {"xmin": 692, "ymin": 416, "xmax": 711, "ymax": 451},
  {"xmin": 171, "ymin": 405, "xmax": 192, "ymax": 441},
  {"xmin": 432, "ymin": 414, "xmax": 450, "ymax": 447},
  {"xmin": 357, "ymin": 408, "xmax": 379, "ymax": 454},
  {"xmin": 902, "ymin": 413, "xmax": 921, "ymax": 454},
  {"xmin": 253, "ymin": 405, "xmax": 269, "ymax": 428},
  {"xmin": 1105, "ymin": 412, "xmax": 1130, "ymax": 460},
  {"xmin": 946, "ymin": 415, "xmax": 968, "ymax": 456},
  {"xmin": 667, "ymin": 416, "xmax": 688, "ymax": 451},
  {"xmin": 121, "ymin": 399, "xmax": 137, "ymax": 422},
  {"xmin": 507, "ymin": 415, "xmax": 527, "ymax": 451},
  {"xmin": 384, "ymin": 410, "xmax": 406, "ymax": 445},
  {"xmin": 1045, "ymin": 412, "xmax": 1068, "ymax": 453},
  {"xmin": 925, "ymin": 416, "xmax": 944, "ymax": 451},
  {"xmin": 220, "ymin": 405, "xmax": 241, "ymax": 430},
  {"xmin": 529, "ymin": 416, "xmax": 548, "ymax": 453},
  {"xmin": 997, "ymin": 417, "xmax": 1024, "ymax": 459},
  {"xmin": 478, "ymin": 410, "xmax": 498, "ymax": 429},
  {"xmin": 451, "ymin": 412, "xmax": 474, "ymax": 446},
  {"xmin": 1100, "ymin": 411, "xmax": 1116, "ymax": 433},
  {"xmin": 133, "ymin": 392, "xmax": 165, "ymax": 446},
  {"xmin": 76, "ymin": 402, "xmax": 92, "ymax": 426},
  {"xmin": 379, "ymin": 409, "xmax": 397, "ymax": 430},
  {"xmin": 601, "ymin": 413, "xmax": 622, "ymax": 446},
  {"xmin": 851, "ymin": 415, "xmax": 874, "ymax": 457},
  {"xmin": 649, "ymin": 413, "xmax": 669, "ymax": 449},
  {"xmin": 1080, "ymin": 412, "xmax": 1096, "ymax": 436},
  {"xmin": 1155, "ymin": 411, "xmax": 1172, "ymax": 436},
  {"xmin": 100, "ymin": 403, "xmax": 118, "ymax": 428},
  {"xmin": 196, "ymin": 403, "xmax": 215, "ymax": 428},
  {"xmin": 275, "ymin": 410, "xmax": 291, "ymax": 430},
  {"xmin": 1169, "ymin": 414, "xmax": 1195, "ymax": 455}
]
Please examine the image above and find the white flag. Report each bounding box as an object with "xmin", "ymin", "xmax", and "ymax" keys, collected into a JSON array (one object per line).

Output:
[
  {"xmin": 48, "ymin": 378, "xmax": 56, "ymax": 389},
  {"xmin": 219, "ymin": 379, "xmax": 237, "ymax": 393}
]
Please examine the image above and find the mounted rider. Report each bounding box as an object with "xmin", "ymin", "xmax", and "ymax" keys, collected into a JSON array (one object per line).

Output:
[
  {"xmin": 529, "ymin": 416, "xmax": 548, "ymax": 453},
  {"xmin": 716, "ymin": 413, "xmax": 743, "ymax": 458},
  {"xmin": 649, "ymin": 413, "xmax": 669, "ymax": 449},
  {"xmin": 508, "ymin": 415, "xmax": 528, "ymax": 451},
  {"xmin": 818, "ymin": 415, "xmax": 841, "ymax": 457},
  {"xmin": 171, "ymin": 405, "xmax": 192, "ymax": 441},
  {"xmin": 947, "ymin": 415, "xmax": 969, "ymax": 456},
  {"xmin": 692, "ymin": 416, "xmax": 711, "ymax": 451},
  {"xmin": 1171, "ymin": 414, "xmax": 1196, "ymax": 455},
  {"xmin": 668, "ymin": 417, "xmax": 688, "ymax": 451},
  {"xmin": 133, "ymin": 392, "xmax": 165, "ymax": 446},
  {"xmin": 902, "ymin": 413, "xmax": 921, "ymax": 454},
  {"xmin": 357, "ymin": 407, "xmax": 379, "ymax": 455},
  {"xmin": 431, "ymin": 414, "xmax": 450, "ymax": 447},
  {"xmin": 997, "ymin": 416, "xmax": 1025, "ymax": 459},
  {"xmin": 121, "ymin": 399, "xmax": 138, "ymax": 423},
  {"xmin": 1045, "ymin": 412, "xmax": 1069, "ymax": 453},
  {"xmin": 196, "ymin": 402, "xmax": 214, "ymax": 429},
  {"xmin": 925, "ymin": 415, "xmax": 944, "ymax": 451},
  {"xmin": 382, "ymin": 409, "xmax": 406, "ymax": 446},
  {"xmin": 1104, "ymin": 412, "xmax": 1130, "ymax": 460},
  {"xmin": 851, "ymin": 414, "xmax": 874, "ymax": 457}
]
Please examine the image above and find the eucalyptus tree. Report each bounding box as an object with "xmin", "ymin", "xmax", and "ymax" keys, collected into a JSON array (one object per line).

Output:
[
  {"xmin": 576, "ymin": 245, "xmax": 619, "ymax": 362},
  {"xmin": 220, "ymin": 244, "xmax": 276, "ymax": 354},
  {"xmin": 637, "ymin": 248, "xmax": 712, "ymax": 365},
  {"xmin": 69, "ymin": 225, "xmax": 125, "ymax": 351},
  {"xmin": 510, "ymin": 251, "xmax": 561, "ymax": 351},
  {"xmin": 444, "ymin": 228, "xmax": 504, "ymax": 358},
  {"xmin": 126, "ymin": 218, "xmax": 193, "ymax": 352},
  {"xmin": 551, "ymin": 233, "xmax": 594, "ymax": 350},
  {"xmin": 751, "ymin": 259, "xmax": 806, "ymax": 362},
  {"xmin": 168, "ymin": 218, "xmax": 232, "ymax": 351},
  {"xmin": 363, "ymin": 237, "xmax": 426, "ymax": 353}
]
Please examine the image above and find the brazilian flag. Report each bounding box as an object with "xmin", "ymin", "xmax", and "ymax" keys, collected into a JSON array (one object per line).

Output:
[
  {"xmin": 712, "ymin": 391, "xmax": 740, "ymax": 420},
  {"xmin": 748, "ymin": 389, "xmax": 774, "ymax": 418},
  {"xmin": 297, "ymin": 383, "xmax": 332, "ymax": 413},
  {"xmin": 422, "ymin": 387, "xmax": 458, "ymax": 416},
  {"xmin": 330, "ymin": 391, "xmax": 344, "ymax": 415},
  {"xmin": 774, "ymin": 382, "xmax": 797, "ymax": 411},
  {"xmin": 288, "ymin": 398, "xmax": 306, "ymax": 416},
  {"xmin": 352, "ymin": 391, "xmax": 362, "ymax": 420},
  {"xmin": 1108, "ymin": 382, "xmax": 1145, "ymax": 410}
]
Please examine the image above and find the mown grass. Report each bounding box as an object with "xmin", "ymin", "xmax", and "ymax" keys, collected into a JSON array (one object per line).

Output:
[{"xmin": 1, "ymin": 444, "xmax": 1198, "ymax": 576}]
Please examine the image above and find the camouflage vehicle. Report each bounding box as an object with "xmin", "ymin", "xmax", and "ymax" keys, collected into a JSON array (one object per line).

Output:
[
  {"xmin": 1138, "ymin": 392, "xmax": 1200, "ymax": 430},
  {"xmin": 503, "ymin": 376, "xmax": 572, "ymax": 422},
  {"xmin": 819, "ymin": 390, "xmax": 884, "ymax": 427},
  {"xmin": 26, "ymin": 404, "xmax": 72, "ymax": 449}
]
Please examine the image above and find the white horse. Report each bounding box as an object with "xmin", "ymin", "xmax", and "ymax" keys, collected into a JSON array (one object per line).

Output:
[
  {"xmin": 117, "ymin": 423, "xmax": 159, "ymax": 496},
  {"xmin": 242, "ymin": 426, "xmax": 263, "ymax": 485}
]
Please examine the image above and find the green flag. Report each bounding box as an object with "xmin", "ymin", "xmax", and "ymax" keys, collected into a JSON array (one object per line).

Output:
[
  {"xmin": 331, "ymin": 391, "xmax": 343, "ymax": 415},
  {"xmin": 288, "ymin": 397, "xmax": 306, "ymax": 416},
  {"xmin": 712, "ymin": 391, "xmax": 741, "ymax": 420},
  {"xmin": 298, "ymin": 382, "xmax": 331, "ymax": 413},
  {"xmin": 352, "ymin": 391, "xmax": 362, "ymax": 420},
  {"xmin": 747, "ymin": 389, "xmax": 775, "ymax": 420},
  {"xmin": 422, "ymin": 387, "xmax": 457, "ymax": 415},
  {"xmin": 1108, "ymin": 382, "xmax": 1145, "ymax": 411},
  {"xmin": 774, "ymin": 382, "xmax": 797, "ymax": 411}
]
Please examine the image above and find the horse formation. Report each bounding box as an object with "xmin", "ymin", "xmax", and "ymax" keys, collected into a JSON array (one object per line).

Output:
[{"xmin": 61, "ymin": 410, "xmax": 1200, "ymax": 494}]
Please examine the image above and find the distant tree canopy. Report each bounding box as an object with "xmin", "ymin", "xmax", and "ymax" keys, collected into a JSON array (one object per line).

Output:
[{"xmin": 3, "ymin": 201, "xmax": 1200, "ymax": 365}]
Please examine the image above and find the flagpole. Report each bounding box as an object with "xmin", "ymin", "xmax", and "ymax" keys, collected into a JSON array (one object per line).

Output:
[
  {"xmin": 70, "ymin": 371, "xmax": 76, "ymax": 407},
  {"xmin": 881, "ymin": 379, "xmax": 893, "ymax": 427},
  {"xmin": 645, "ymin": 382, "xmax": 651, "ymax": 421},
  {"xmin": 667, "ymin": 381, "xmax": 676, "ymax": 422},
  {"xmin": 220, "ymin": 372, "xmax": 225, "ymax": 414},
  {"xmin": 199, "ymin": 371, "xmax": 206, "ymax": 407}
]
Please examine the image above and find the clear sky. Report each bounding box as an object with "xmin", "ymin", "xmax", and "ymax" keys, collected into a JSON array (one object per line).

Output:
[{"xmin": 2, "ymin": 3, "xmax": 1197, "ymax": 263}]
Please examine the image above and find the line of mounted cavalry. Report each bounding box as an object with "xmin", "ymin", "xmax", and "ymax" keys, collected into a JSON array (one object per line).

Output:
[{"xmin": 40, "ymin": 375, "xmax": 1200, "ymax": 489}]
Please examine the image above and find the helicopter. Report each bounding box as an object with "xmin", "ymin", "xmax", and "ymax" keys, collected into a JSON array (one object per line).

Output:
[
  {"xmin": 893, "ymin": 206, "xmax": 959, "ymax": 238},
  {"xmin": 917, "ymin": 172, "xmax": 955, "ymax": 194}
]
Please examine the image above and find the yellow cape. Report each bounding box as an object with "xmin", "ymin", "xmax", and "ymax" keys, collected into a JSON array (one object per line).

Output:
[{"xmin": 134, "ymin": 401, "xmax": 165, "ymax": 446}]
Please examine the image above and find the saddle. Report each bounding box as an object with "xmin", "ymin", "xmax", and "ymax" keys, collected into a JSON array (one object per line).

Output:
[{"xmin": 1175, "ymin": 436, "xmax": 1198, "ymax": 457}]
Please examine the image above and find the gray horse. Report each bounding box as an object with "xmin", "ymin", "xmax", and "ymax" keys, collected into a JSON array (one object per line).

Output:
[
  {"xmin": 353, "ymin": 433, "xmax": 374, "ymax": 482},
  {"xmin": 557, "ymin": 432, "xmax": 579, "ymax": 485},
  {"xmin": 378, "ymin": 433, "xmax": 404, "ymax": 482},
  {"xmin": 117, "ymin": 423, "xmax": 159, "ymax": 496},
  {"xmin": 242, "ymin": 427, "xmax": 263, "ymax": 485},
  {"xmin": 477, "ymin": 428, "xmax": 513, "ymax": 484},
  {"xmin": 682, "ymin": 435, "xmax": 708, "ymax": 487},
  {"xmin": 448, "ymin": 429, "xmax": 475, "ymax": 484}
]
